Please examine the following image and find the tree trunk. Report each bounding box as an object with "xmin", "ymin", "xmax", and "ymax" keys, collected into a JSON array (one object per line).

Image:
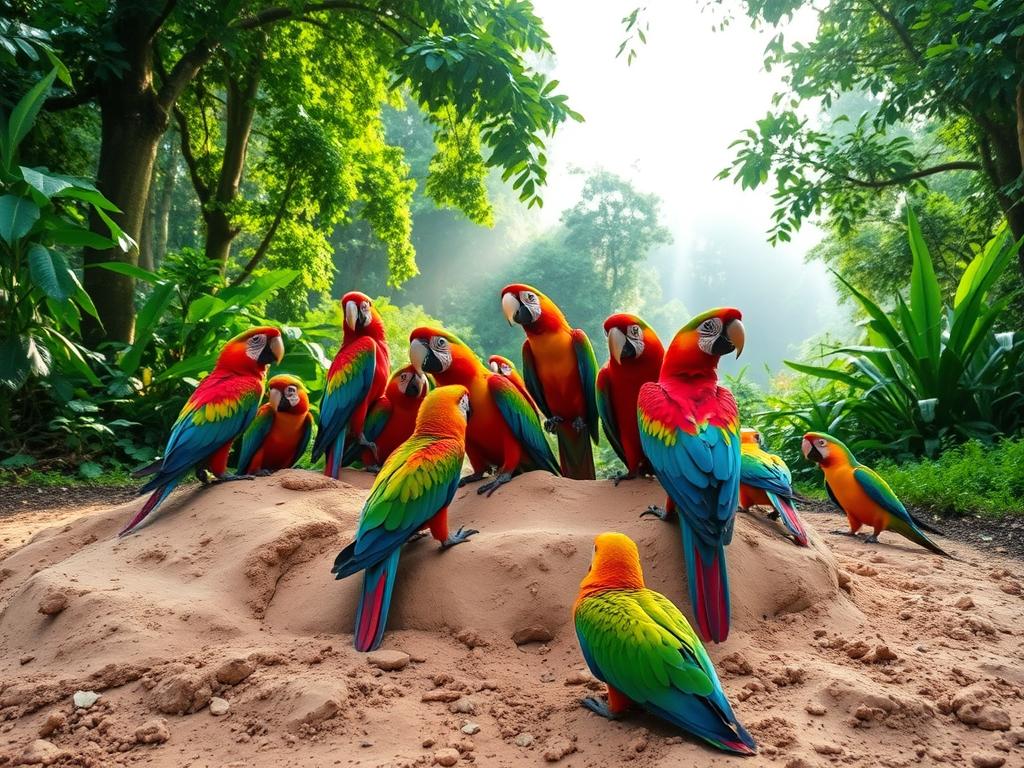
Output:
[
  {"xmin": 154, "ymin": 139, "xmax": 177, "ymax": 268},
  {"xmin": 978, "ymin": 117, "xmax": 1024, "ymax": 277},
  {"xmin": 139, "ymin": 179, "xmax": 155, "ymax": 272}
]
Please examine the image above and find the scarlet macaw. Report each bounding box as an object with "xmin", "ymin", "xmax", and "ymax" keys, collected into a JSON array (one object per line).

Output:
[{"xmin": 236, "ymin": 374, "xmax": 313, "ymax": 475}]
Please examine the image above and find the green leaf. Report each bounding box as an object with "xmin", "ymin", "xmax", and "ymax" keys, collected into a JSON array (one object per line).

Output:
[
  {"xmin": 906, "ymin": 209, "xmax": 942, "ymax": 366},
  {"xmin": 0, "ymin": 336, "xmax": 31, "ymax": 390},
  {"xmin": 27, "ymin": 243, "xmax": 76, "ymax": 300},
  {"xmin": 46, "ymin": 225, "xmax": 115, "ymax": 249},
  {"xmin": 89, "ymin": 261, "xmax": 158, "ymax": 283},
  {"xmin": 20, "ymin": 165, "xmax": 75, "ymax": 198},
  {"xmin": 119, "ymin": 281, "xmax": 175, "ymax": 375},
  {"xmin": 217, "ymin": 268, "xmax": 300, "ymax": 307},
  {"xmin": 153, "ymin": 351, "xmax": 220, "ymax": 383},
  {"xmin": 78, "ymin": 461, "xmax": 103, "ymax": 479},
  {"xmin": 0, "ymin": 453, "xmax": 36, "ymax": 468},
  {"xmin": 5, "ymin": 68, "xmax": 56, "ymax": 166},
  {"xmin": 0, "ymin": 194, "xmax": 41, "ymax": 244},
  {"xmin": 186, "ymin": 294, "xmax": 228, "ymax": 323},
  {"xmin": 67, "ymin": 398, "xmax": 99, "ymax": 413}
]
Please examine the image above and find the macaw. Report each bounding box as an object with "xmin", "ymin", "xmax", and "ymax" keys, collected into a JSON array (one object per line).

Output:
[
  {"xmin": 122, "ymin": 326, "xmax": 284, "ymax": 536},
  {"xmin": 332, "ymin": 385, "xmax": 477, "ymax": 651},
  {"xmin": 409, "ymin": 326, "xmax": 559, "ymax": 496},
  {"xmin": 311, "ymin": 291, "xmax": 390, "ymax": 478},
  {"xmin": 501, "ymin": 284, "xmax": 599, "ymax": 480},
  {"xmin": 343, "ymin": 365, "xmax": 429, "ymax": 470},
  {"xmin": 487, "ymin": 354, "xmax": 539, "ymax": 411},
  {"xmin": 802, "ymin": 432, "xmax": 949, "ymax": 556},
  {"xmin": 739, "ymin": 428, "xmax": 808, "ymax": 546},
  {"xmin": 574, "ymin": 532, "xmax": 757, "ymax": 756},
  {"xmin": 235, "ymin": 374, "xmax": 313, "ymax": 475},
  {"xmin": 638, "ymin": 308, "xmax": 745, "ymax": 643},
  {"xmin": 596, "ymin": 313, "xmax": 665, "ymax": 484}
]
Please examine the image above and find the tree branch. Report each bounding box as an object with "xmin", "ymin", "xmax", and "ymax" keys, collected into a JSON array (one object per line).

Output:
[
  {"xmin": 230, "ymin": 171, "xmax": 298, "ymax": 287},
  {"xmin": 864, "ymin": 0, "xmax": 924, "ymax": 66},
  {"xmin": 157, "ymin": 37, "xmax": 217, "ymax": 113},
  {"xmin": 236, "ymin": 1, "xmax": 412, "ymax": 44},
  {"xmin": 44, "ymin": 82, "xmax": 98, "ymax": 111},
  {"xmin": 841, "ymin": 161, "xmax": 981, "ymax": 188},
  {"xmin": 172, "ymin": 106, "xmax": 211, "ymax": 205}
]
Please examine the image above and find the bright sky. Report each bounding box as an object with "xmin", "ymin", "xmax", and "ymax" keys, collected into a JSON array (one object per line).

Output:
[{"xmin": 529, "ymin": 0, "xmax": 845, "ymax": 379}]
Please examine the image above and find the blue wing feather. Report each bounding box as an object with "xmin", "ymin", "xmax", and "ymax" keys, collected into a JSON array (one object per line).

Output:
[
  {"xmin": 572, "ymin": 329, "xmax": 600, "ymax": 444},
  {"xmin": 488, "ymin": 374, "xmax": 560, "ymax": 475},
  {"xmin": 520, "ymin": 342, "xmax": 551, "ymax": 417}
]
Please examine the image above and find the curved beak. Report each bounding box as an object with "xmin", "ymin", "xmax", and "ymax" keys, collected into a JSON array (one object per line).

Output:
[
  {"xmin": 607, "ymin": 327, "xmax": 627, "ymax": 364},
  {"xmin": 268, "ymin": 388, "xmax": 283, "ymax": 411},
  {"xmin": 726, "ymin": 319, "xmax": 745, "ymax": 359},
  {"xmin": 502, "ymin": 292, "xmax": 520, "ymax": 327},
  {"xmin": 405, "ymin": 373, "xmax": 424, "ymax": 398},
  {"xmin": 344, "ymin": 301, "xmax": 358, "ymax": 331},
  {"xmin": 259, "ymin": 335, "xmax": 285, "ymax": 365},
  {"xmin": 409, "ymin": 338, "xmax": 428, "ymax": 373},
  {"xmin": 489, "ymin": 361, "xmax": 500, "ymax": 373}
]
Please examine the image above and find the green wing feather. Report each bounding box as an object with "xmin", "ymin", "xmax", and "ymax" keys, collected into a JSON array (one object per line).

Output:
[
  {"xmin": 521, "ymin": 342, "xmax": 551, "ymax": 417},
  {"xmin": 489, "ymin": 375, "xmax": 560, "ymax": 474},
  {"xmin": 235, "ymin": 404, "xmax": 274, "ymax": 473},
  {"xmin": 572, "ymin": 329, "xmax": 600, "ymax": 444},
  {"xmin": 596, "ymin": 368, "xmax": 626, "ymax": 465},
  {"xmin": 852, "ymin": 466, "xmax": 915, "ymax": 526},
  {"xmin": 292, "ymin": 412, "xmax": 314, "ymax": 466}
]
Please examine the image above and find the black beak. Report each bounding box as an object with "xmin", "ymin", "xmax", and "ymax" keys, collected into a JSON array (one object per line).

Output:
[
  {"xmin": 277, "ymin": 398, "xmax": 292, "ymax": 413},
  {"xmin": 465, "ymin": 404, "xmax": 473, "ymax": 420},
  {"xmin": 421, "ymin": 350, "xmax": 443, "ymax": 374},
  {"xmin": 513, "ymin": 305, "xmax": 533, "ymax": 326},
  {"xmin": 806, "ymin": 444, "xmax": 823, "ymax": 463},
  {"xmin": 258, "ymin": 346, "xmax": 278, "ymax": 366},
  {"xmin": 710, "ymin": 334, "xmax": 735, "ymax": 356},
  {"xmin": 405, "ymin": 377, "xmax": 421, "ymax": 398},
  {"xmin": 620, "ymin": 339, "xmax": 637, "ymax": 360}
]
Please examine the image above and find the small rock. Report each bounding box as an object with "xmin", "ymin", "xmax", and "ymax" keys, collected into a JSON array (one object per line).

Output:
[
  {"xmin": 422, "ymin": 690, "xmax": 461, "ymax": 703},
  {"xmin": 461, "ymin": 723, "xmax": 480, "ymax": 735},
  {"xmin": 540, "ymin": 671, "xmax": 555, "ymax": 683},
  {"xmin": 543, "ymin": 738, "xmax": 577, "ymax": 762},
  {"xmin": 215, "ymin": 658, "xmax": 255, "ymax": 686},
  {"xmin": 73, "ymin": 690, "xmax": 100, "ymax": 709},
  {"xmin": 720, "ymin": 653, "xmax": 753, "ymax": 676},
  {"xmin": 956, "ymin": 595, "xmax": 975, "ymax": 610},
  {"xmin": 564, "ymin": 670, "xmax": 595, "ymax": 686},
  {"xmin": 16, "ymin": 739, "xmax": 66, "ymax": 766},
  {"xmin": 135, "ymin": 718, "xmax": 171, "ymax": 744},
  {"xmin": 38, "ymin": 712, "xmax": 66, "ymax": 738},
  {"xmin": 37, "ymin": 592, "xmax": 68, "ymax": 616},
  {"xmin": 512, "ymin": 625, "xmax": 554, "ymax": 645},
  {"xmin": 805, "ymin": 702, "xmax": 827, "ymax": 716},
  {"xmin": 971, "ymin": 754, "xmax": 1006, "ymax": 768},
  {"xmin": 867, "ymin": 644, "xmax": 898, "ymax": 663},
  {"xmin": 433, "ymin": 748, "xmax": 460, "ymax": 766},
  {"xmin": 812, "ymin": 742, "xmax": 843, "ymax": 756},
  {"xmin": 360, "ymin": 740, "xmax": 374, "ymax": 748},
  {"xmin": 149, "ymin": 673, "xmax": 212, "ymax": 715},
  {"xmin": 454, "ymin": 629, "xmax": 486, "ymax": 649},
  {"xmin": 957, "ymin": 702, "xmax": 1011, "ymax": 731},
  {"xmin": 19, "ymin": 655, "xmax": 34, "ymax": 665},
  {"xmin": 209, "ymin": 697, "xmax": 230, "ymax": 716},
  {"xmin": 449, "ymin": 697, "xmax": 476, "ymax": 715},
  {"xmin": 367, "ymin": 650, "xmax": 410, "ymax": 672},
  {"xmin": 898, "ymin": 610, "xmax": 913, "ymax": 621},
  {"xmin": 422, "ymin": 738, "xmax": 436, "ymax": 748},
  {"xmin": 514, "ymin": 733, "xmax": 535, "ymax": 747},
  {"xmin": 845, "ymin": 641, "xmax": 869, "ymax": 659},
  {"xmin": 999, "ymin": 581, "xmax": 1022, "ymax": 596}
]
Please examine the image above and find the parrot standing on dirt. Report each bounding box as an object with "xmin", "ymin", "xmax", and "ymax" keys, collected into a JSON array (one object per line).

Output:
[
  {"xmin": 573, "ymin": 532, "xmax": 757, "ymax": 755},
  {"xmin": 501, "ymin": 284, "xmax": 599, "ymax": 480},
  {"xmin": 637, "ymin": 308, "xmax": 746, "ymax": 643},
  {"xmin": 332, "ymin": 385, "xmax": 477, "ymax": 652},
  {"xmin": 122, "ymin": 326, "xmax": 285, "ymax": 536},
  {"xmin": 488, "ymin": 354, "xmax": 539, "ymax": 411},
  {"xmin": 235, "ymin": 374, "xmax": 313, "ymax": 475},
  {"xmin": 801, "ymin": 432, "xmax": 949, "ymax": 556},
  {"xmin": 739, "ymin": 428, "xmax": 808, "ymax": 546},
  {"xmin": 409, "ymin": 327, "xmax": 559, "ymax": 496},
  {"xmin": 311, "ymin": 291, "xmax": 390, "ymax": 478},
  {"xmin": 596, "ymin": 313, "xmax": 664, "ymax": 484},
  {"xmin": 342, "ymin": 365, "xmax": 429, "ymax": 470}
]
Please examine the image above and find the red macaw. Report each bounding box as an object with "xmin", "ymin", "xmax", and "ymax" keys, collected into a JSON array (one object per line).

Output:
[
  {"xmin": 409, "ymin": 326, "xmax": 559, "ymax": 495},
  {"xmin": 739, "ymin": 428, "xmax": 808, "ymax": 546},
  {"xmin": 332, "ymin": 385, "xmax": 477, "ymax": 651},
  {"xmin": 638, "ymin": 308, "xmax": 746, "ymax": 643},
  {"xmin": 596, "ymin": 313, "xmax": 664, "ymax": 484},
  {"xmin": 343, "ymin": 365, "xmax": 429, "ymax": 470},
  {"xmin": 122, "ymin": 326, "xmax": 284, "ymax": 536},
  {"xmin": 501, "ymin": 284, "xmax": 599, "ymax": 480},
  {"xmin": 487, "ymin": 354, "xmax": 539, "ymax": 411},
  {"xmin": 236, "ymin": 374, "xmax": 313, "ymax": 475},
  {"xmin": 311, "ymin": 291, "xmax": 390, "ymax": 478}
]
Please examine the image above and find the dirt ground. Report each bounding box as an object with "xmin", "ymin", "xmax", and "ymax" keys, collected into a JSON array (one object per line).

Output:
[{"xmin": 0, "ymin": 470, "xmax": 1022, "ymax": 768}]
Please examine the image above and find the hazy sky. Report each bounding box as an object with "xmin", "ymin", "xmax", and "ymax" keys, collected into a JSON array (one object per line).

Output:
[{"xmin": 527, "ymin": 0, "xmax": 845, "ymax": 380}]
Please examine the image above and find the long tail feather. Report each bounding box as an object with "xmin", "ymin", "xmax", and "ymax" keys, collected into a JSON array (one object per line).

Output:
[
  {"xmin": 647, "ymin": 697, "xmax": 756, "ymax": 755},
  {"xmin": 909, "ymin": 512, "xmax": 944, "ymax": 535},
  {"xmin": 680, "ymin": 521, "xmax": 730, "ymax": 643},
  {"xmin": 131, "ymin": 458, "xmax": 163, "ymax": 479},
  {"xmin": 556, "ymin": 426, "xmax": 595, "ymax": 480},
  {"xmin": 354, "ymin": 548, "xmax": 401, "ymax": 652},
  {"xmin": 890, "ymin": 518, "xmax": 951, "ymax": 558},
  {"xmin": 766, "ymin": 491, "xmax": 809, "ymax": 547},
  {"xmin": 119, "ymin": 482, "xmax": 176, "ymax": 537},
  {"xmin": 324, "ymin": 427, "xmax": 348, "ymax": 479}
]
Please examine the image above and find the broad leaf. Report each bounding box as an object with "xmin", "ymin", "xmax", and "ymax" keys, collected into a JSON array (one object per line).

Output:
[
  {"xmin": 5, "ymin": 68, "xmax": 56, "ymax": 166},
  {"xmin": 0, "ymin": 194, "xmax": 40, "ymax": 244},
  {"xmin": 27, "ymin": 243, "xmax": 76, "ymax": 300}
]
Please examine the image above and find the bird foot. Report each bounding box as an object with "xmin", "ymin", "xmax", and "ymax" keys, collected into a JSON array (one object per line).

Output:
[
  {"xmin": 441, "ymin": 527, "xmax": 479, "ymax": 549},
  {"xmin": 863, "ymin": 534, "xmax": 880, "ymax": 544},
  {"xmin": 213, "ymin": 473, "xmax": 256, "ymax": 484},
  {"xmin": 254, "ymin": 469, "xmax": 273, "ymax": 477},
  {"xmin": 830, "ymin": 529, "xmax": 860, "ymax": 537},
  {"xmin": 458, "ymin": 471, "xmax": 488, "ymax": 488},
  {"xmin": 640, "ymin": 505, "xmax": 671, "ymax": 521},
  {"xmin": 543, "ymin": 416, "xmax": 564, "ymax": 434},
  {"xmin": 612, "ymin": 471, "xmax": 636, "ymax": 487},
  {"xmin": 571, "ymin": 416, "xmax": 587, "ymax": 434},
  {"xmin": 581, "ymin": 697, "xmax": 621, "ymax": 720},
  {"xmin": 477, "ymin": 472, "xmax": 513, "ymax": 497},
  {"xmin": 365, "ymin": 464, "xmax": 381, "ymax": 473},
  {"xmin": 767, "ymin": 510, "xmax": 780, "ymax": 521},
  {"xmin": 358, "ymin": 435, "xmax": 379, "ymax": 463}
]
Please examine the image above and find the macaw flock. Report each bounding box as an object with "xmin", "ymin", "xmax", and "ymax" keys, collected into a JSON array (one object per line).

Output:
[{"xmin": 118, "ymin": 285, "xmax": 951, "ymax": 757}]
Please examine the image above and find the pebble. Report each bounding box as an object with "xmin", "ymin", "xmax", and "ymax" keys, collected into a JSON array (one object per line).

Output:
[
  {"xmin": 543, "ymin": 738, "xmax": 577, "ymax": 762},
  {"xmin": 957, "ymin": 703, "xmax": 1012, "ymax": 731},
  {"xmin": 970, "ymin": 754, "xmax": 1006, "ymax": 768},
  {"xmin": 209, "ymin": 697, "xmax": 230, "ymax": 716},
  {"xmin": 812, "ymin": 743, "xmax": 844, "ymax": 755},
  {"xmin": 215, "ymin": 658, "xmax": 256, "ymax": 685},
  {"xmin": 16, "ymin": 740, "xmax": 66, "ymax": 766},
  {"xmin": 449, "ymin": 697, "xmax": 476, "ymax": 715},
  {"xmin": 367, "ymin": 650, "xmax": 411, "ymax": 672},
  {"xmin": 73, "ymin": 691, "xmax": 100, "ymax": 709},
  {"xmin": 956, "ymin": 595, "xmax": 975, "ymax": 610},
  {"xmin": 514, "ymin": 733, "xmax": 535, "ymax": 747},
  {"xmin": 805, "ymin": 702, "xmax": 827, "ymax": 716},
  {"xmin": 38, "ymin": 712, "xmax": 66, "ymax": 738},
  {"xmin": 37, "ymin": 592, "xmax": 69, "ymax": 616},
  {"xmin": 135, "ymin": 718, "xmax": 171, "ymax": 744},
  {"xmin": 433, "ymin": 748, "xmax": 460, "ymax": 766},
  {"xmin": 898, "ymin": 610, "xmax": 913, "ymax": 620},
  {"xmin": 461, "ymin": 723, "xmax": 480, "ymax": 735}
]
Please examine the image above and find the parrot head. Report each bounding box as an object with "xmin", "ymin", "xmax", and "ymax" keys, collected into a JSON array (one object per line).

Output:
[
  {"xmin": 801, "ymin": 432, "xmax": 854, "ymax": 468},
  {"xmin": 487, "ymin": 354, "xmax": 516, "ymax": 377},
  {"xmin": 341, "ymin": 291, "xmax": 384, "ymax": 341},
  {"xmin": 661, "ymin": 307, "xmax": 744, "ymax": 377},
  {"xmin": 501, "ymin": 283, "xmax": 568, "ymax": 334},
  {"xmin": 577, "ymin": 532, "xmax": 645, "ymax": 600},
  {"xmin": 603, "ymin": 313, "xmax": 664, "ymax": 365},
  {"xmin": 740, "ymin": 427, "xmax": 762, "ymax": 447},
  {"xmin": 414, "ymin": 384, "xmax": 472, "ymax": 437},
  {"xmin": 218, "ymin": 326, "xmax": 284, "ymax": 374},
  {"xmin": 267, "ymin": 374, "xmax": 309, "ymax": 414},
  {"xmin": 388, "ymin": 364, "xmax": 429, "ymax": 401},
  {"xmin": 408, "ymin": 327, "xmax": 481, "ymax": 381}
]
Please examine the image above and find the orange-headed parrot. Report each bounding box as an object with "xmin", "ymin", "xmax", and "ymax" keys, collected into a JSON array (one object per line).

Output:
[
  {"xmin": 236, "ymin": 374, "xmax": 313, "ymax": 475},
  {"xmin": 343, "ymin": 365, "xmax": 429, "ymax": 470},
  {"xmin": 739, "ymin": 428, "xmax": 808, "ymax": 546},
  {"xmin": 311, "ymin": 291, "xmax": 390, "ymax": 478},
  {"xmin": 488, "ymin": 354, "xmax": 539, "ymax": 411},
  {"xmin": 638, "ymin": 308, "xmax": 745, "ymax": 643},
  {"xmin": 802, "ymin": 432, "xmax": 948, "ymax": 556},
  {"xmin": 122, "ymin": 327, "xmax": 285, "ymax": 536},
  {"xmin": 409, "ymin": 327, "xmax": 559, "ymax": 495},
  {"xmin": 597, "ymin": 313, "xmax": 664, "ymax": 484},
  {"xmin": 574, "ymin": 532, "xmax": 756, "ymax": 755},
  {"xmin": 332, "ymin": 385, "xmax": 477, "ymax": 651},
  {"xmin": 501, "ymin": 284, "xmax": 599, "ymax": 480}
]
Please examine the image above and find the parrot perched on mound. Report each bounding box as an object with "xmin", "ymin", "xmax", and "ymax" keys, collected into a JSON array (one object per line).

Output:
[
  {"xmin": 312, "ymin": 291, "xmax": 390, "ymax": 478},
  {"xmin": 739, "ymin": 428, "xmax": 808, "ymax": 547},
  {"xmin": 802, "ymin": 432, "xmax": 949, "ymax": 556},
  {"xmin": 488, "ymin": 354, "xmax": 538, "ymax": 411},
  {"xmin": 596, "ymin": 313, "xmax": 665, "ymax": 484},
  {"xmin": 122, "ymin": 326, "xmax": 285, "ymax": 536},
  {"xmin": 574, "ymin": 532, "xmax": 757, "ymax": 756},
  {"xmin": 409, "ymin": 327, "xmax": 559, "ymax": 496},
  {"xmin": 343, "ymin": 365, "xmax": 429, "ymax": 470},
  {"xmin": 638, "ymin": 308, "xmax": 745, "ymax": 644},
  {"xmin": 501, "ymin": 284, "xmax": 599, "ymax": 480},
  {"xmin": 235, "ymin": 374, "xmax": 313, "ymax": 475},
  {"xmin": 332, "ymin": 385, "xmax": 477, "ymax": 652}
]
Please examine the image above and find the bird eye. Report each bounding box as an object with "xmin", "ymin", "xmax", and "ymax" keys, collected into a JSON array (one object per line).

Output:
[
  {"xmin": 699, "ymin": 318, "xmax": 720, "ymax": 335},
  {"xmin": 436, "ymin": 338, "xmax": 447, "ymax": 348},
  {"xmin": 526, "ymin": 292, "xmax": 536, "ymax": 303},
  {"xmin": 629, "ymin": 324, "xmax": 641, "ymax": 339},
  {"xmin": 249, "ymin": 334, "xmax": 265, "ymax": 345},
  {"xmin": 817, "ymin": 439, "xmax": 826, "ymax": 447},
  {"xmin": 360, "ymin": 301, "xmax": 370, "ymax": 310}
]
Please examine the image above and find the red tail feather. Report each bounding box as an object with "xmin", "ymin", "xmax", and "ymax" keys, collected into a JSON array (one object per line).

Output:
[
  {"xmin": 356, "ymin": 569, "xmax": 388, "ymax": 652},
  {"xmin": 775, "ymin": 496, "xmax": 809, "ymax": 547},
  {"xmin": 692, "ymin": 544, "xmax": 729, "ymax": 643}
]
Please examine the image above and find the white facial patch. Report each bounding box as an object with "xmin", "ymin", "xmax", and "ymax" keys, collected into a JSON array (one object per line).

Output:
[
  {"xmin": 430, "ymin": 336, "xmax": 453, "ymax": 371},
  {"xmin": 499, "ymin": 363, "xmax": 513, "ymax": 376},
  {"xmin": 697, "ymin": 317, "xmax": 723, "ymax": 355},
  {"xmin": 519, "ymin": 290, "xmax": 541, "ymax": 323},
  {"xmin": 458, "ymin": 393, "xmax": 470, "ymax": 418},
  {"xmin": 246, "ymin": 334, "xmax": 266, "ymax": 361},
  {"xmin": 627, "ymin": 324, "xmax": 645, "ymax": 357},
  {"xmin": 284, "ymin": 385, "xmax": 299, "ymax": 407}
]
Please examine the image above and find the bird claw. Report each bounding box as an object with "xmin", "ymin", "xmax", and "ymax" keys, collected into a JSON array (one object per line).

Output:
[
  {"xmin": 214, "ymin": 473, "xmax": 255, "ymax": 483},
  {"xmin": 358, "ymin": 435, "xmax": 379, "ymax": 463},
  {"xmin": 767, "ymin": 510, "xmax": 780, "ymax": 521},
  {"xmin": 581, "ymin": 697, "xmax": 620, "ymax": 720},
  {"xmin": 571, "ymin": 416, "xmax": 587, "ymax": 434},
  {"xmin": 458, "ymin": 472, "xmax": 487, "ymax": 488},
  {"xmin": 543, "ymin": 416, "xmax": 564, "ymax": 434},
  {"xmin": 612, "ymin": 471, "xmax": 636, "ymax": 486},
  {"xmin": 441, "ymin": 527, "xmax": 479, "ymax": 549},
  {"xmin": 365, "ymin": 464, "xmax": 381, "ymax": 473},
  {"xmin": 863, "ymin": 534, "xmax": 880, "ymax": 544},
  {"xmin": 640, "ymin": 505, "xmax": 670, "ymax": 521},
  {"xmin": 477, "ymin": 472, "xmax": 512, "ymax": 497},
  {"xmin": 254, "ymin": 469, "xmax": 273, "ymax": 477}
]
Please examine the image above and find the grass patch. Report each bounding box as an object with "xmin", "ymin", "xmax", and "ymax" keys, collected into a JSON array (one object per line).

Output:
[
  {"xmin": 876, "ymin": 439, "xmax": 1024, "ymax": 518},
  {"xmin": 0, "ymin": 468, "xmax": 135, "ymax": 488}
]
